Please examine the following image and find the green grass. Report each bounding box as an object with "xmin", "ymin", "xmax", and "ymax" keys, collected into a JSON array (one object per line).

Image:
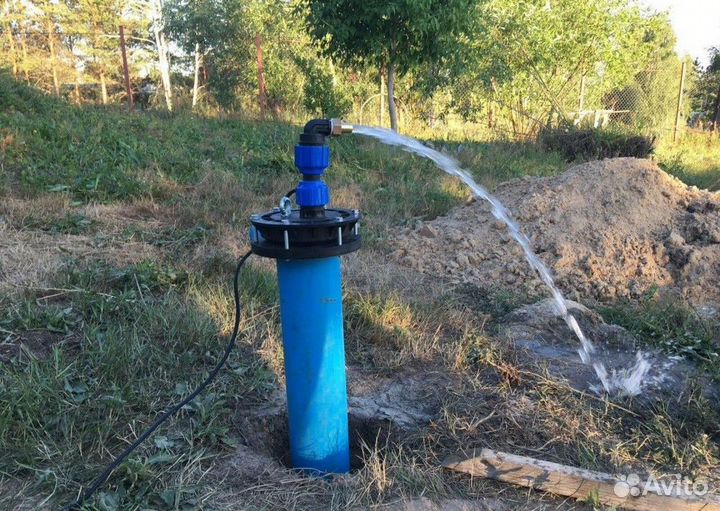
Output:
[
  {"xmin": 0, "ymin": 260, "xmax": 279, "ymax": 509},
  {"xmin": 655, "ymin": 133, "xmax": 720, "ymax": 190},
  {"xmin": 0, "ymin": 71, "xmax": 298, "ymax": 201},
  {"xmin": 600, "ymin": 292, "xmax": 720, "ymax": 375}
]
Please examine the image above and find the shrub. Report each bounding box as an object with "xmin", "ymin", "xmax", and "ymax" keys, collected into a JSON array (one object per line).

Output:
[{"xmin": 539, "ymin": 126, "xmax": 655, "ymax": 162}]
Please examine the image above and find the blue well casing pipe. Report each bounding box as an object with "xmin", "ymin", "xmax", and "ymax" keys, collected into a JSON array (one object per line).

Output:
[
  {"xmin": 249, "ymin": 119, "xmax": 359, "ymax": 475},
  {"xmin": 276, "ymin": 256, "xmax": 350, "ymax": 473}
]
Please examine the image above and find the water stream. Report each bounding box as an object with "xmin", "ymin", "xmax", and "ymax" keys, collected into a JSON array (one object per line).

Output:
[{"xmin": 354, "ymin": 126, "xmax": 651, "ymax": 396}]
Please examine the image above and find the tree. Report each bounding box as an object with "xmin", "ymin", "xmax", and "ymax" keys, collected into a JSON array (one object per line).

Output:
[
  {"xmin": 165, "ymin": 0, "xmax": 319, "ymax": 115},
  {"xmin": 127, "ymin": 0, "xmax": 173, "ymax": 110},
  {"xmin": 456, "ymin": 0, "xmax": 670, "ymax": 135},
  {"xmin": 31, "ymin": 0, "xmax": 73, "ymax": 96},
  {"xmin": 2, "ymin": 1, "xmax": 67, "ymax": 88},
  {"xmin": 1, "ymin": 1, "xmax": 20, "ymax": 77},
  {"xmin": 70, "ymin": 0, "xmax": 125, "ymax": 104},
  {"xmin": 241, "ymin": 0, "xmax": 308, "ymax": 117},
  {"xmin": 692, "ymin": 48, "xmax": 720, "ymax": 130},
  {"xmin": 302, "ymin": 0, "xmax": 476, "ymax": 131},
  {"xmin": 164, "ymin": 0, "xmax": 237, "ymax": 109},
  {"xmin": 602, "ymin": 12, "xmax": 682, "ymax": 134}
]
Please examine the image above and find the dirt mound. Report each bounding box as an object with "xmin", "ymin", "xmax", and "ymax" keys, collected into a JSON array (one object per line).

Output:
[{"xmin": 392, "ymin": 158, "xmax": 720, "ymax": 306}]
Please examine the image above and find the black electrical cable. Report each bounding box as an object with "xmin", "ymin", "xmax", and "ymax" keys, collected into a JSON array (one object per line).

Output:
[
  {"xmin": 61, "ymin": 250, "xmax": 253, "ymax": 511},
  {"xmin": 284, "ymin": 188, "xmax": 296, "ymax": 199}
]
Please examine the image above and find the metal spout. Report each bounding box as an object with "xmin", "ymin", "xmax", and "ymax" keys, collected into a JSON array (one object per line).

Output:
[{"xmin": 330, "ymin": 119, "xmax": 353, "ymax": 136}]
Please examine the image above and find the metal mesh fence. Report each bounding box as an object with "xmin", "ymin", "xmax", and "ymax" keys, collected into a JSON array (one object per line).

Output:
[
  {"xmin": 577, "ymin": 60, "xmax": 691, "ymax": 141},
  {"xmin": 397, "ymin": 59, "xmax": 694, "ymax": 142}
]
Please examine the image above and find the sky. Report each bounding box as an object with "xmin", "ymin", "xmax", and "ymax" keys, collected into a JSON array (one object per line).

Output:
[{"xmin": 639, "ymin": 0, "xmax": 720, "ymax": 66}]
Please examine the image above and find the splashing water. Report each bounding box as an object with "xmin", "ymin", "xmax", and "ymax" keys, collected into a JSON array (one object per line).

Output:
[{"xmin": 353, "ymin": 126, "xmax": 651, "ymax": 396}]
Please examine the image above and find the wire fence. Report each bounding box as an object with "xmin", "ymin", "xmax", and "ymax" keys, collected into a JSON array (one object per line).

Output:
[
  {"xmin": 577, "ymin": 60, "xmax": 691, "ymax": 141},
  {"xmin": 346, "ymin": 59, "xmax": 695, "ymax": 144}
]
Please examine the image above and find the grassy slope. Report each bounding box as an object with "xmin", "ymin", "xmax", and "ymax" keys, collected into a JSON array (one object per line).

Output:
[
  {"xmin": 1, "ymin": 74, "xmax": 719, "ymax": 510},
  {"xmin": 656, "ymin": 134, "xmax": 720, "ymax": 190}
]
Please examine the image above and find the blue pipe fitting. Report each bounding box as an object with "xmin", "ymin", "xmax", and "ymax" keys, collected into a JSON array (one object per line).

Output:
[
  {"xmin": 294, "ymin": 144, "xmax": 329, "ymax": 175},
  {"xmin": 296, "ymin": 179, "xmax": 329, "ymax": 208},
  {"xmin": 276, "ymin": 256, "xmax": 350, "ymax": 474},
  {"xmin": 294, "ymin": 144, "xmax": 331, "ymax": 208}
]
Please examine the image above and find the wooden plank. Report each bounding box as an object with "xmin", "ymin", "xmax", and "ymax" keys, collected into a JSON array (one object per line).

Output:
[{"xmin": 444, "ymin": 448, "xmax": 720, "ymax": 511}]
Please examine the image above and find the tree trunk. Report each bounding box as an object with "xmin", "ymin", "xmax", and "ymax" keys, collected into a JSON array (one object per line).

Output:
[
  {"xmin": 100, "ymin": 72, "xmax": 108, "ymax": 104},
  {"xmin": 2, "ymin": 1, "xmax": 17, "ymax": 76},
  {"xmin": 47, "ymin": 21, "xmax": 60, "ymax": 96},
  {"xmin": 19, "ymin": 31, "xmax": 29, "ymax": 81},
  {"xmin": 255, "ymin": 33, "xmax": 268, "ymax": 116},
  {"xmin": 192, "ymin": 42, "xmax": 201, "ymax": 109},
  {"xmin": 387, "ymin": 60, "xmax": 398, "ymax": 132},
  {"xmin": 379, "ymin": 73, "xmax": 385, "ymax": 127},
  {"xmin": 158, "ymin": 33, "xmax": 173, "ymax": 111},
  {"xmin": 92, "ymin": 29, "xmax": 108, "ymax": 105},
  {"xmin": 152, "ymin": 7, "xmax": 173, "ymax": 111},
  {"xmin": 119, "ymin": 25, "xmax": 133, "ymax": 111}
]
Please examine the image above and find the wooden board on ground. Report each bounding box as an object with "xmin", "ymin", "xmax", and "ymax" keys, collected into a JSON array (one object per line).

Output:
[{"xmin": 444, "ymin": 448, "xmax": 720, "ymax": 511}]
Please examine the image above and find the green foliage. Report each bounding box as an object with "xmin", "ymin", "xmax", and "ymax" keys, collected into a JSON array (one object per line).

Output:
[
  {"xmin": 539, "ymin": 126, "xmax": 655, "ymax": 162},
  {"xmin": 302, "ymin": 0, "xmax": 477, "ymax": 128},
  {"xmin": 655, "ymin": 133, "xmax": 720, "ymax": 190},
  {"xmin": 23, "ymin": 212, "xmax": 94, "ymax": 234},
  {"xmin": 164, "ymin": 0, "xmax": 246, "ymax": 109},
  {"xmin": 452, "ymin": 0, "xmax": 677, "ymax": 137},
  {"xmin": 691, "ymin": 47, "xmax": 720, "ymax": 128},
  {"xmin": 107, "ymin": 262, "xmax": 189, "ymax": 294},
  {"xmin": 295, "ymin": 57, "xmax": 352, "ymax": 117},
  {"xmin": 68, "ymin": 0, "xmax": 126, "ymax": 88},
  {"xmin": 0, "ymin": 0, "xmax": 700, "ymax": 139},
  {"xmin": 0, "ymin": 73, "xmax": 475, "ymax": 231},
  {"xmin": 164, "ymin": 0, "xmax": 236, "ymax": 56},
  {"xmin": 302, "ymin": 0, "xmax": 475, "ymax": 74},
  {"xmin": 602, "ymin": 20, "xmax": 687, "ymax": 137},
  {"xmin": 0, "ymin": 72, "xmax": 300, "ymax": 200},
  {"xmin": 163, "ymin": 0, "xmax": 327, "ymax": 113},
  {"xmin": 0, "ymin": 261, "xmax": 277, "ymax": 509},
  {"xmin": 2, "ymin": 300, "xmax": 80, "ymax": 334}
]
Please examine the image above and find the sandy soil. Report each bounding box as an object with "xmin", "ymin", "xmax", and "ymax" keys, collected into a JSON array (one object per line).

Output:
[{"xmin": 392, "ymin": 158, "xmax": 720, "ymax": 307}]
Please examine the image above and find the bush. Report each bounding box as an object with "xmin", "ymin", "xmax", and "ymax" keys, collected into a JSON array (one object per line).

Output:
[{"xmin": 539, "ymin": 127, "xmax": 655, "ymax": 162}]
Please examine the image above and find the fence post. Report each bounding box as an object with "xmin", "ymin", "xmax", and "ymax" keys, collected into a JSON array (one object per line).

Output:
[
  {"xmin": 119, "ymin": 25, "xmax": 133, "ymax": 111},
  {"xmin": 672, "ymin": 61, "xmax": 686, "ymax": 143}
]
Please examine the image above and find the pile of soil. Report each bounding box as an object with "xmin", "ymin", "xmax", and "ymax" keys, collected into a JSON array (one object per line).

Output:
[{"xmin": 392, "ymin": 158, "xmax": 720, "ymax": 306}]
